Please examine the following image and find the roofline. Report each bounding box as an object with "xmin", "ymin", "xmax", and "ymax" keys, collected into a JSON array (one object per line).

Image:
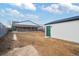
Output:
[
  {"xmin": 45, "ymin": 16, "xmax": 79, "ymax": 25},
  {"xmin": 12, "ymin": 20, "xmax": 40, "ymax": 26}
]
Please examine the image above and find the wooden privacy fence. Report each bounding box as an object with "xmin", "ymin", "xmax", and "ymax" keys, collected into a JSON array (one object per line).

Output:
[{"xmin": 0, "ymin": 23, "xmax": 8, "ymax": 38}]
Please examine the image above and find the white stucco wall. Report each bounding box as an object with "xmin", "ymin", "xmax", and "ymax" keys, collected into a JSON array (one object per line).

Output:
[{"xmin": 51, "ymin": 20, "xmax": 79, "ymax": 43}]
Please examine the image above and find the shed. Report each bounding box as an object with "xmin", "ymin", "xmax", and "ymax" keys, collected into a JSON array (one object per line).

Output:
[
  {"xmin": 45, "ymin": 16, "xmax": 79, "ymax": 43},
  {"xmin": 12, "ymin": 20, "xmax": 40, "ymax": 32}
]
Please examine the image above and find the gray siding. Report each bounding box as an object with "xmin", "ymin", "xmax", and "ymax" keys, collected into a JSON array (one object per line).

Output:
[{"xmin": 0, "ymin": 23, "xmax": 8, "ymax": 38}]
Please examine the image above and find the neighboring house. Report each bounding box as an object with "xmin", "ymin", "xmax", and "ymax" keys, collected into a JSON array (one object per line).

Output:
[
  {"xmin": 0, "ymin": 23, "xmax": 8, "ymax": 38},
  {"xmin": 45, "ymin": 16, "xmax": 79, "ymax": 43},
  {"xmin": 12, "ymin": 20, "xmax": 40, "ymax": 32}
]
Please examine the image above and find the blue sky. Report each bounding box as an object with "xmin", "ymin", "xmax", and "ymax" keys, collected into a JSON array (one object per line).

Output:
[{"xmin": 0, "ymin": 3, "xmax": 79, "ymax": 27}]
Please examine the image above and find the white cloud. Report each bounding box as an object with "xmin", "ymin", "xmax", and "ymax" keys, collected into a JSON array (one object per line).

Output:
[
  {"xmin": 0, "ymin": 0, "xmax": 36, "ymax": 11},
  {"xmin": 60, "ymin": 3, "xmax": 79, "ymax": 12},
  {"xmin": 14, "ymin": 3, "xmax": 36, "ymax": 11},
  {"xmin": 1, "ymin": 0, "xmax": 79, "ymax": 11},
  {"xmin": 0, "ymin": 8, "xmax": 21, "ymax": 16},
  {"xmin": 42, "ymin": 3, "xmax": 79, "ymax": 14},
  {"xmin": 0, "ymin": 8, "xmax": 39, "ymax": 20},
  {"xmin": 6, "ymin": 8, "xmax": 20, "ymax": 15},
  {"xmin": 4, "ymin": 8, "xmax": 39, "ymax": 21},
  {"xmin": 42, "ymin": 4, "xmax": 61, "ymax": 14},
  {"xmin": 1, "ymin": 8, "xmax": 23, "ymax": 20}
]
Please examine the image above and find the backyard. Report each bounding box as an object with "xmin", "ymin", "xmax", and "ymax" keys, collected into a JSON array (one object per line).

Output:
[{"xmin": 0, "ymin": 31, "xmax": 79, "ymax": 56}]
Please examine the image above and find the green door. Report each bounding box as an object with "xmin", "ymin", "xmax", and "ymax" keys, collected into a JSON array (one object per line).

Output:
[{"xmin": 46, "ymin": 26, "xmax": 51, "ymax": 37}]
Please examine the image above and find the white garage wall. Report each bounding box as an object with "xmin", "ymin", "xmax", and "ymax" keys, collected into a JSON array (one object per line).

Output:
[{"xmin": 51, "ymin": 20, "xmax": 79, "ymax": 43}]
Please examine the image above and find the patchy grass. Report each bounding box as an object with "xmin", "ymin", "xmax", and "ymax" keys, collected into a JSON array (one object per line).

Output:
[{"xmin": 0, "ymin": 31, "xmax": 79, "ymax": 56}]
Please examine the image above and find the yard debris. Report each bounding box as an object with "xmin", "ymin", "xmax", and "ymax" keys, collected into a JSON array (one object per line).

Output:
[{"xmin": 13, "ymin": 34, "xmax": 17, "ymax": 41}]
